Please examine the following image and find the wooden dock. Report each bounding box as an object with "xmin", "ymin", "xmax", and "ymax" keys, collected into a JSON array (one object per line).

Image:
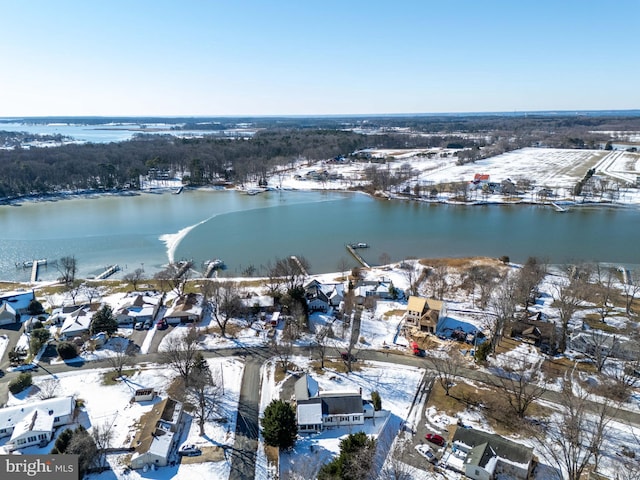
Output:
[
  {"xmin": 290, "ymin": 255, "xmax": 309, "ymax": 276},
  {"xmin": 96, "ymin": 264, "xmax": 120, "ymax": 280},
  {"xmin": 346, "ymin": 245, "xmax": 370, "ymax": 268},
  {"xmin": 29, "ymin": 259, "xmax": 48, "ymax": 282}
]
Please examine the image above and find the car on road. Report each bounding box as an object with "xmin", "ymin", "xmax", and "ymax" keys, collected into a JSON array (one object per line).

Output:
[
  {"xmin": 178, "ymin": 444, "xmax": 201, "ymax": 457},
  {"xmin": 415, "ymin": 444, "xmax": 438, "ymax": 464},
  {"xmin": 425, "ymin": 433, "xmax": 446, "ymax": 447}
]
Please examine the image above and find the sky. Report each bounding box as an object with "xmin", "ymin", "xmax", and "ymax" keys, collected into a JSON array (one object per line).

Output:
[{"xmin": 1, "ymin": 0, "xmax": 639, "ymax": 117}]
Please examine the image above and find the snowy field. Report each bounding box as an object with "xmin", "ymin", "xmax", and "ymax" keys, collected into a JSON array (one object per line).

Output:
[{"xmin": 259, "ymin": 147, "xmax": 640, "ymax": 205}]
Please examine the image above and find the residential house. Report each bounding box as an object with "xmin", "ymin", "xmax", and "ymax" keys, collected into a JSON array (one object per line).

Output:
[
  {"xmin": 163, "ymin": 293, "xmax": 203, "ymax": 325},
  {"xmin": 472, "ymin": 174, "xmax": 490, "ymax": 185},
  {"xmin": 510, "ymin": 319, "xmax": 556, "ymax": 354},
  {"xmin": 352, "ymin": 280, "xmax": 399, "ymax": 305},
  {"xmin": 0, "ymin": 396, "xmax": 76, "ymax": 451},
  {"xmin": 130, "ymin": 398, "xmax": 183, "ymax": 470},
  {"xmin": 0, "ymin": 290, "xmax": 35, "ymax": 315},
  {"xmin": 294, "ymin": 375, "xmax": 364, "ymax": 433},
  {"xmin": 114, "ymin": 293, "xmax": 162, "ymax": 326},
  {"xmin": 305, "ymin": 280, "xmax": 345, "ymax": 312},
  {"xmin": 450, "ymin": 427, "xmax": 534, "ymax": 480},
  {"xmin": 405, "ymin": 296, "xmax": 447, "ymax": 334},
  {"xmin": 569, "ymin": 331, "xmax": 640, "ymax": 362},
  {"xmin": 0, "ymin": 302, "xmax": 17, "ymax": 326},
  {"xmin": 59, "ymin": 305, "xmax": 99, "ymax": 339}
]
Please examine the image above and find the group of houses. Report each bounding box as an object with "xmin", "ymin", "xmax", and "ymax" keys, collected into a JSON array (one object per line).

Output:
[{"xmin": 0, "ymin": 388, "xmax": 185, "ymax": 472}]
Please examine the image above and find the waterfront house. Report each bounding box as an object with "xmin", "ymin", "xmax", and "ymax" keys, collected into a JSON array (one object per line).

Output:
[
  {"xmin": 0, "ymin": 396, "xmax": 76, "ymax": 451},
  {"xmin": 114, "ymin": 293, "xmax": 162, "ymax": 326},
  {"xmin": 0, "ymin": 302, "xmax": 17, "ymax": 326},
  {"xmin": 59, "ymin": 305, "xmax": 97, "ymax": 339},
  {"xmin": 163, "ymin": 293, "xmax": 203, "ymax": 324},
  {"xmin": 130, "ymin": 398, "xmax": 183, "ymax": 469},
  {"xmin": 404, "ymin": 296, "xmax": 447, "ymax": 334},
  {"xmin": 449, "ymin": 427, "xmax": 534, "ymax": 480},
  {"xmin": 304, "ymin": 280, "xmax": 345, "ymax": 312}
]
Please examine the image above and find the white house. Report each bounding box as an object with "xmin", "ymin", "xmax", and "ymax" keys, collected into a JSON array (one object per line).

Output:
[
  {"xmin": 59, "ymin": 306, "xmax": 95, "ymax": 339},
  {"xmin": 0, "ymin": 396, "xmax": 76, "ymax": 450},
  {"xmin": 294, "ymin": 375, "xmax": 364, "ymax": 433},
  {"xmin": 130, "ymin": 398, "xmax": 183, "ymax": 470},
  {"xmin": 114, "ymin": 293, "xmax": 162, "ymax": 326},
  {"xmin": 0, "ymin": 302, "xmax": 17, "ymax": 326}
]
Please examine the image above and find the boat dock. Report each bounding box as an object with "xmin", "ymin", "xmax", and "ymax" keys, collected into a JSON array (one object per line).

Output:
[
  {"xmin": 290, "ymin": 255, "xmax": 309, "ymax": 276},
  {"xmin": 96, "ymin": 264, "xmax": 120, "ymax": 280},
  {"xmin": 346, "ymin": 245, "xmax": 371, "ymax": 268},
  {"xmin": 551, "ymin": 202, "xmax": 569, "ymax": 212},
  {"xmin": 204, "ymin": 259, "xmax": 224, "ymax": 278},
  {"xmin": 29, "ymin": 259, "xmax": 48, "ymax": 282},
  {"xmin": 176, "ymin": 260, "xmax": 193, "ymax": 279}
]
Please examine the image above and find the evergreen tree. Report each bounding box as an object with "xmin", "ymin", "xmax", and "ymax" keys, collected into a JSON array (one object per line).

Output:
[
  {"xmin": 261, "ymin": 399, "xmax": 297, "ymax": 450},
  {"xmin": 90, "ymin": 305, "xmax": 118, "ymax": 335}
]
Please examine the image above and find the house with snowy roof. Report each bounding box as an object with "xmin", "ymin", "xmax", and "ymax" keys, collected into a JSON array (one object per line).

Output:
[
  {"xmin": 58, "ymin": 305, "xmax": 99, "ymax": 339},
  {"xmin": 163, "ymin": 293, "xmax": 203, "ymax": 324},
  {"xmin": 130, "ymin": 397, "xmax": 183, "ymax": 469},
  {"xmin": 0, "ymin": 302, "xmax": 17, "ymax": 326},
  {"xmin": 304, "ymin": 280, "xmax": 345, "ymax": 312},
  {"xmin": 404, "ymin": 296, "xmax": 447, "ymax": 334},
  {"xmin": 114, "ymin": 293, "xmax": 162, "ymax": 326},
  {"xmin": 450, "ymin": 427, "xmax": 534, "ymax": 480},
  {"xmin": 0, "ymin": 396, "xmax": 76, "ymax": 451},
  {"xmin": 294, "ymin": 374, "xmax": 364, "ymax": 433}
]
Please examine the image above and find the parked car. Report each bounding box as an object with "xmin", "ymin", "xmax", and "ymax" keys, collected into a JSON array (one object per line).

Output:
[
  {"xmin": 156, "ymin": 319, "xmax": 168, "ymax": 330},
  {"xmin": 415, "ymin": 444, "xmax": 438, "ymax": 464},
  {"xmin": 425, "ymin": 433, "xmax": 446, "ymax": 447},
  {"xmin": 178, "ymin": 444, "xmax": 201, "ymax": 457}
]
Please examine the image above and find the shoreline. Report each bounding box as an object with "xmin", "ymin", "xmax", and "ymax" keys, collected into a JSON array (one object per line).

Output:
[{"xmin": 3, "ymin": 184, "xmax": 639, "ymax": 212}]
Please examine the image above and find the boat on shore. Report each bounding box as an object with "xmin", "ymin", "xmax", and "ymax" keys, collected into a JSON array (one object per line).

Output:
[{"xmin": 350, "ymin": 242, "xmax": 369, "ymax": 249}]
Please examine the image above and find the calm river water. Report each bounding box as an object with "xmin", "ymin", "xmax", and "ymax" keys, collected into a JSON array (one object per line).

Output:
[{"xmin": 0, "ymin": 189, "xmax": 638, "ymax": 282}]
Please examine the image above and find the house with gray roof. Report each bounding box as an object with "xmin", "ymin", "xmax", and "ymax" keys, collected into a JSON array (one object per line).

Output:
[
  {"xmin": 294, "ymin": 375, "xmax": 364, "ymax": 433},
  {"xmin": 450, "ymin": 427, "xmax": 534, "ymax": 480}
]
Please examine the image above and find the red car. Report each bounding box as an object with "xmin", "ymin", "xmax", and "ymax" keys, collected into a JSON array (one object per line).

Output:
[{"xmin": 425, "ymin": 433, "xmax": 446, "ymax": 447}]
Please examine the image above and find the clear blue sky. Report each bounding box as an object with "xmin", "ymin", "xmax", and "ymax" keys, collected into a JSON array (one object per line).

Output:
[{"xmin": 1, "ymin": 0, "xmax": 638, "ymax": 116}]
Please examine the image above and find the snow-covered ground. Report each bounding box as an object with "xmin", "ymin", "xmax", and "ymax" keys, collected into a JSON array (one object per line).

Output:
[{"xmin": 255, "ymin": 146, "xmax": 640, "ymax": 205}]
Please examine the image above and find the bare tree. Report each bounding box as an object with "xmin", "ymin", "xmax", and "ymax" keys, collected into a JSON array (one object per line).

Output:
[
  {"xmin": 80, "ymin": 284, "xmax": 101, "ymax": 304},
  {"xmin": 37, "ymin": 378, "xmax": 60, "ymax": 400},
  {"xmin": 106, "ymin": 338, "xmax": 135, "ymax": 377},
  {"xmin": 426, "ymin": 350, "xmax": 463, "ymax": 396},
  {"xmin": 159, "ymin": 328, "xmax": 200, "ymax": 387},
  {"xmin": 554, "ymin": 277, "xmax": 585, "ymax": 352},
  {"xmin": 57, "ymin": 256, "xmax": 77, "ymax": 285},
  {"xmin": 464, "ymin": 265, "xmax": 500, "ymax": 309},
  {"xmin": 91, "ymin": 421, "xmax": 114, "ymax": 469},
  {"xmin": 513, "ymin": 257, "xmax": 547, "ymax": 310},
  {"xmin": 490, "ymin": 352, "xmax": 548, "ymax": 418},
  {"xmin": 187, "ymin": 353, "xmax": 222, "ymax": 436},
  {"xmin": 123, "ymin": 267, "xmax": 145, "ymax": 290},
  {"xmin": 401, "ymin": 260, "xmax": 420, "ymax": 297},
  {"xmin": 487, "ymin": 276, "xmax": 517, "ymax": 352},
  {"xmin": 314, "ymin": 325, "xmax": 332, "ymax": 369},
  {"xmin": 154, "ymin": 262, "xmax": 191, "ymax": 296},
  {"xmin": 533, "ymin": 377, "xmax": 616, "ymax": 480},
  {"xmin": 428, "ymin": 265, "xmax": 449, "ymax": 300},
  {"xmin": 594, "ymin": 266, "xmax": 615, "ymax": 323},
  {"xmin": 272, "ymin": 332, "xmax": 293, "ymax": 373},
  {"xmin": 622, "ymin": 269, "xmax": 640, "ymax": 315},
  {"xmin": 211, "ymin": 280, "xmax": 243, "ymax": 338}
]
